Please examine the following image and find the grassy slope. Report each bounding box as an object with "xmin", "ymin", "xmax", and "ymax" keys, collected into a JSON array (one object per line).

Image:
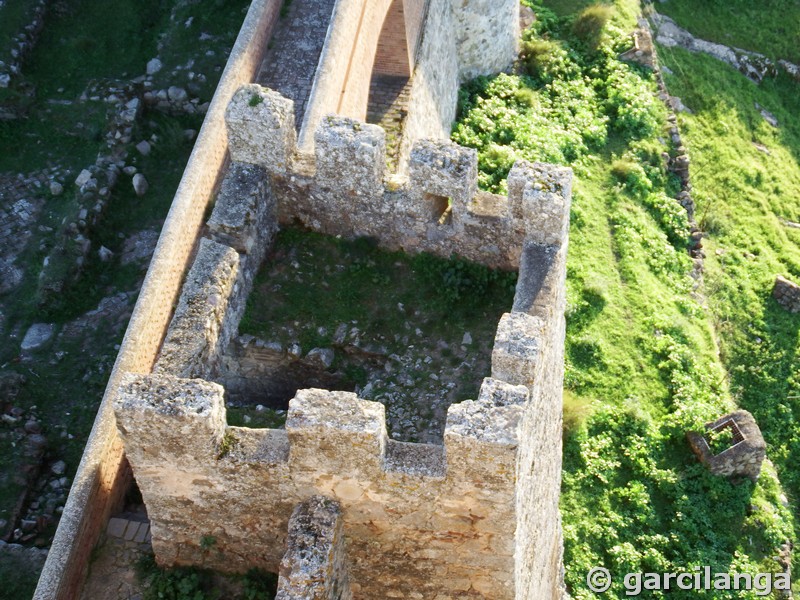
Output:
[
  {"xmin": 657, "ymin": 0, "xmax": 800, "ymax": 63},
  {"xmin": 659, "ymin": 32, "xmax": 800, "ymax": 557},
  {"xmin": 452, "ymin": 1, "xmax": 796, "ymax": 597}
]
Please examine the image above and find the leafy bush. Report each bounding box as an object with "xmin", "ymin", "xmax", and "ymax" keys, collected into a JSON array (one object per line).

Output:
[
  {"xmin": 521, "ymin": 0, "xmax": 560, "ymax": 35},
  {"xmin": 604, "ymin": 63, "xmax": 663, "ymax": 140},
  {"xmin": 519, "ymin": 38, "xmax": 572, "ymax": 83},
  {"xmin": 706, "ymin": 425, "xmax": 735, "ymax": 455},
  {"xmin": 571, "ymin": 4, "xmax": 614, "ymax": 52},
  {"xmin": 411, "ymin": 252, "xmax": 517, "ymax": 307},
  {"xmin": 611, "ymin": 158, "xmax": 652, "ymax": 197},
  {"xmin": 563, "ymin": 390, "xmax": 594, "ymax": 432},
  {"xmin": 137, "ymin": 555, "xmax": 214, "ymax": 600},
  {"xmin": 136, "ymin": 556, "xmax": 277, "ymax": 600}
]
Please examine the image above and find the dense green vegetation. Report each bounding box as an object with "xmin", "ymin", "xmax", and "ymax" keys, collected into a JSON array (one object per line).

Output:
[
  {"xmin": 659, "ymin": 33, "xmax": 800, "ymax": 563},
  {"xmin": 0, "ymin": 550, "xmax": 41, "ymax": 599},
  {"xmin": 657, "ymin": 0, "xmax": 800, "ymax": 64},
  {"xmin": 136, "ymin": 555, "xmax": 278, "ymax": 600},
  {"xmin": 452, "ymin": 1, "xmax": 797, "ymax": 597},
  {"xmin": 241, "ymin": 228, "xmax": 517, "ymax": 350}
]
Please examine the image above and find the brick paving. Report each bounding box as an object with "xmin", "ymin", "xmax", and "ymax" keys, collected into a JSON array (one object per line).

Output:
[
  {"xmin": 366, "ymin": 74, "xmax": 412, "ymax": 173},
  {"xmin": 256, "ymin": 0, "xmax": 337, "ymax": 131},
  {"xmin": 79, "ymin": 512, "xmax": 152, "ymax": 600}
]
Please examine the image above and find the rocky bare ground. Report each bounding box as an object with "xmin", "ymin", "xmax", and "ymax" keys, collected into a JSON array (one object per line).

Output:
[{"xmin": 0, "ymin": 0, "xmax": 251, "ymax": 590}]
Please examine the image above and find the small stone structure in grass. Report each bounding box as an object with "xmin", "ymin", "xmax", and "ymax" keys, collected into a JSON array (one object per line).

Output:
[
  {"xmin": 773, "ymin": 275, "xmax": 800, "ymax": 313},
  {"xmin": 687, "ymin": 410, "xmax": 766, "ymax": 481}
]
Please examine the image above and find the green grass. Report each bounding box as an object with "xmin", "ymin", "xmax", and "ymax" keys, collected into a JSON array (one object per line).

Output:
[
  {"xmin": 22, "ymin": 0, "xmax": 166, "ymax": 98},
  {"xmin": 136, "ymin": 554, "xmax": 278, "ymax": 600},
  {"xmin": 0, "ymin": 549, "xmax": 42, "ymax": 599},
  {"xmin": 659, "ymin": 40, "xmax": 800, "ymax": 546},
  {"xmin": 241, "ymin": 228, "xmax": 516, "ymax": 352},
  {"xmin": 657, "ymin": 0, "xmax": 800, "ymax": 63},
  {"xmin": 454, "ymin": 1, "xmax": 797, "ymax": 596},
  {"xmin": 150, "ymin": 0, "xmax": 252, "ymax": 101},
  {"xmin": 0, "ymin": 0, "xmax": 240, "ymax": 572},
  {"xmin": 0, "ymin": 0, "xmax": 41, "ymax": 60}
]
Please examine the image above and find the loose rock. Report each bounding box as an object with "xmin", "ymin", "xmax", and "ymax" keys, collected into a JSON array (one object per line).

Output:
[{"xmin": 132, "ymin": 173, "xmax": 149, "ymax": 196}]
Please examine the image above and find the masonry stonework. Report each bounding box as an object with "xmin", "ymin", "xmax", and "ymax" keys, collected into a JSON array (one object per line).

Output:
[
  {"xmin": 453, "ymin": 0, "xmax": 520, "ymax": 80},
  {"xmin": 687, "ymin": 410, "xmax": 767, "ymax": 481},
  {"xmin": 113, "ymin": 83, "xmax": 573, "ymax": 595},
  {"xmin": 774, "ymin": 275, "xmax": 800, "ymax": 313},
  {"xmin": 42, "ymin": 1, "xmax": 574, "ymax": 597},
  {"xmin": 276, "ymin": 496, "xmax": 352, "ymax": 600}
]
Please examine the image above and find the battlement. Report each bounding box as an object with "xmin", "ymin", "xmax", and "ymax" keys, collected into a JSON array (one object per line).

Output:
[
  {"xmin": 36, "ymin": 0, "xmax": 571, "ymax": 597},
  {"xmin": 115, "ymin": 304, "xmax": 553, "ymax": 596},
  {"xmin": 111, "ymin": 102, "xmax": 572, "ymax": 594},
  {"xmin": 226, "ymin": 83, "xmax": 571, "ymax": 269}
]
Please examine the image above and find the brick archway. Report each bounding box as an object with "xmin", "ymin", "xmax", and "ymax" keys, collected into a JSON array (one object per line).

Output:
[{"xmin": 373, "ymin": 0, "xmax": 412, "ymax": 78}]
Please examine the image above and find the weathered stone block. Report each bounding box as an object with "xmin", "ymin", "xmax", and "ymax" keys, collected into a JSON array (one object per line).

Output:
[
  {"xmin": 276, "ymin": 496, "xmax": 352, "ymax": 600},
  {"xmin": 454, "ymin": 0, "xmax": 519, "ymax": 79},
  {"xmin": 207, "ymin": 162, "xmax": 275, "ymax": 255},
  {"xmin": 409, "ymin": 139, "xmax": 478, "ymax": 220},
  {"xmin": 114, "ymin": 373, "xmax": 226, "ymax": 463},
  {"xmin": 314, "ymin": 116, "xmax": 385, "ymax": 196},
  {"xmin": 225, "ymin": 84, "xmax": 296, "ymax": 174},
  {"xmin": 287, "ymin": 389, "xmax": 387, "ymax": 477},
  {"xmin": 773, "ymin": 275, "xmax": 800, "ymax": 313},
  {"xmin": 491, "ymin": 312, "xmax": 544, "ymax": 387},
  {"xmin": 444, "ymin": 381, "xmax": 526, "ymax": 489},
  {"xmin": 507, "ymin": 161, "xmax": 572, "ymax": 246},
  {"xmin": 154, "ymin": 238, "xmax": 240, "ymax": 379}
]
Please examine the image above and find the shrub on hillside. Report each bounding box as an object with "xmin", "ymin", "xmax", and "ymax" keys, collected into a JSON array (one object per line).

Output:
[
  {"xmin": 571, "ymin": 4, "xmax": 614, "ymax": 52},
  {"xmin": 611, "ymin": 158, "xmax": 652, "ymax": 197},
  {"xmin": 519, "ymin": 38, "xmax": 572, "ymax": 83}
]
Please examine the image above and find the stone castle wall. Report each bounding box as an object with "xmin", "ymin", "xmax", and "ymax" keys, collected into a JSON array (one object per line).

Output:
[
  {"xmin": 397, "ymin": 0, "xmax": 460, "ymax": 170},
  {"xmin": 276, "ymin": 496, "xmax": 352, "ymax": 600},
  {"xmin": 774, "ymin": 275, "xmax": 800, "ymax": 313},
  {"xmin": 227, "ymin": 83, "xmax": 570, "ymax": 271},
  {"xmin": 453, "ymin": 0, "xmax": 519, "ymax": 80},
  {"xmin": 113, "ymin": 83, "xmax": 572, "ymax": 596},
  {"xmin": 39, "ymin": 0, "xmax": 559, "ymax": 597},
  {"xmin": 299, "ymin": 0, "xmax": 517, "ymax": 170}
]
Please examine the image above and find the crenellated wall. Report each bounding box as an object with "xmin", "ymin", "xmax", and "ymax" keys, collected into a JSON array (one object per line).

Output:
[
  {"xmin": 113, "ymin": 85, "xmax": 572, "ymax": 595},
  {"xmin": 42, "ymin": 1, "xmax": 557, "ymax": 597},
  {"xmin": 226, "ymin": 83, "xmax": 571, "ymax": 270}
]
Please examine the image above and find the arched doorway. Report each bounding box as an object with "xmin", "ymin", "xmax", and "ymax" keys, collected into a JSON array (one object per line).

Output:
[{"xmin": 367, "ymin": 0, "xmax": 416, "ymax": 171}]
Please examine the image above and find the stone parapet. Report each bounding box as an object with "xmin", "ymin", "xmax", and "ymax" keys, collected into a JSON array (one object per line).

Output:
[
  {"xmin": 225, "ymin": 84, "xmax": 296, "ymax": 174},
  {"xmin": 225, "ymin": 86, "xmax": 574, "ymax": 270},
  {"xmin": 153, "ymin": 238, "xmax": 241, "ymax": 380},
  {"xmin": 276, "ymin": 496, "xmax": 352, "ymax": 600}
]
